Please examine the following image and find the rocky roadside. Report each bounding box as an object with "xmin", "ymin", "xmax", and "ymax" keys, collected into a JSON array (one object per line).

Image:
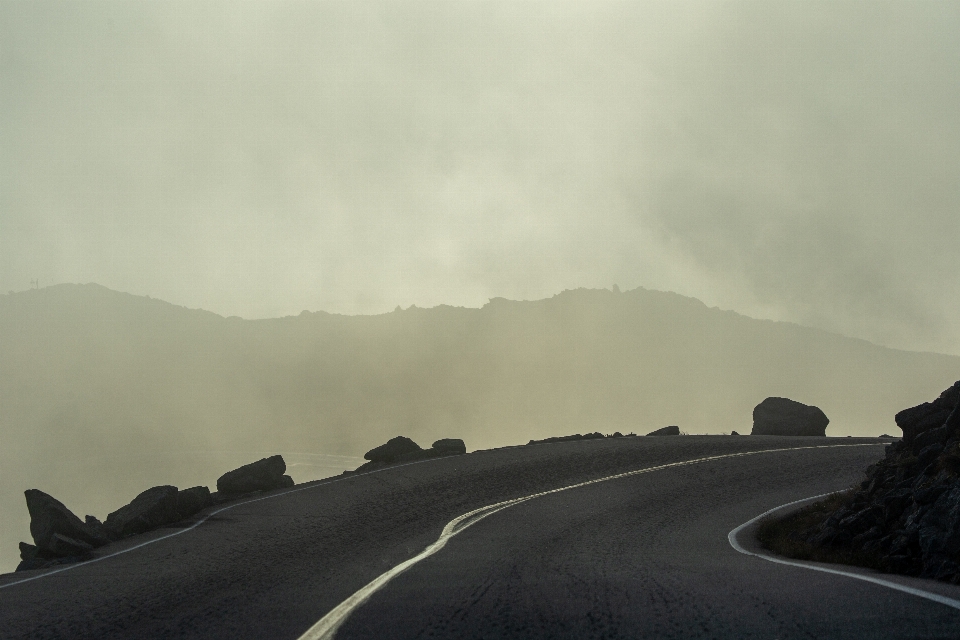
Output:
[
  {"xmin": 341, "ymin": 436, "xmax": 467, "ymax": 475},
  {"xmin": 16, "ymin": 455, "xmax": 294, "ymax": 572},
  {"xmin": 767, "ymin": 380, "xmax": 960, "ymax": 584},
  {"xmin": 18, "ymin": 436, "xmax": 472, "ymax": 572}
]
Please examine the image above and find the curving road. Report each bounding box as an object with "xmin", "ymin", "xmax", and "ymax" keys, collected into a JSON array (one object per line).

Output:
[{"xmin": 2, "ymin": 436, "xmax": 959, "ymax": 639}]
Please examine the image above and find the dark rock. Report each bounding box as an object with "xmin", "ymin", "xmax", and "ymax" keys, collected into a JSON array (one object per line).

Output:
[
  {"xmin": 528, "ymin": 433, "xmax": 606, "ymax": 445},
  {"xmin": 914, "ymin": 426, "xmax": 950, "ymax": 453},
  {"xmin": 217, "ymin": 455, "xmax": 288, "ymax": 494},
  {"xmin": 882, "ymin": 554, "xmax": 920, "ymax": 575},
  {"xmin": 798, "ymin": 382, "xmax": 960, "ymax": 584},
  {"xmin": 397, "ymin": 448, "xmax": 439, "ymax": 463},
  {"xmin": 209, "ymin": 491, "xmax": 236, "ymax": 505},
  {"xmin": 931, "ymin": 559, "xmax": 960, "ymax": 582},
  {"xmin": 176, "ymin": 486, "xmax": 213, "ymax": 519},
  {"xmin": 751, "ymin": 397, "xmax": 829, "ymax": 436},
  {"xmin": 16, "ymin": 557, "xmax": 50, "ymax": 572},
  {"xmin": 915, "ymin": 483, "xmax": 949, "ymax": 505},
  {"xmin": 917, "ymin": 444, "xmax": 943, "ymax": 468},
  {"xmin": 83, "ymin": 515, "xmax": 112, "ymax": 542},
  {"xmin": 731, "ymin": 430, "xmax": 740, "ymax": 436},
  {"xmin": 896, "ymin": 402, "xmax": 940, "ymax": 435},
  {"xmin": 937, "ymin": 381, "xmax": 960, "ymax": 412},
  {"xmin": 280, "ymin": 475, "xmax": 295, "ymax": 488},
  {"xmin": 810, "ymin": 526, "xmax": 839, "ymax": 547},
  {"xmin": 25, "ymin": 489, "xmax": 110, "ymax": 554},
  {"xmin": 851, "ymin": 526, "xmax": 883, "ymax": 550},
  {"xmin": 431, "ymin": 438, "xmax": 467, "ymax": 455},
  {"xmin": 364, "ymin": 437, "xmax": 422, "ymax": 463},
  {"xmin": 646, "ymin": 426, "xmax": 680, "ymax": 436},
  {"xmin": 19, "ymin": 542, "xmax": 39, "ymax": 561},
  {"xmin": 838, "ymin": 506, "xmax": 883, "ymax": 535},
  {"xmin": 351, "ymin": 460, "xmax": 391, "ymax": 474},
  {"xmin": 896, "ymin": 389, "xmax": 956, "ymax": 444},
  {"xmin": 47, "ymin": 533, "xmax": 93, "ymax": 557},
  {"xmin": 882, "ymin": 489, "xmax": 913, "ymax": 524},
  {"xmin": 104, "ymin": 485, "xmax": 180, "ymax": 538}
]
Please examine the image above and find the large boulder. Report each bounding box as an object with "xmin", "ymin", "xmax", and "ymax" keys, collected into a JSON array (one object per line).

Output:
[
  {"xmin": 397, "ymin": 448, "xmax": 440, "ymax": 463},
  {"xmin": 895, "ymin": 380, "xmax": 960, "ymax": 445},
  {"xmin": 364, "ymin": 436, "xmax": 422, "ymax": 463},
  {"xmin": 431, "ymin": 438, "xmax": 467, "ymax": 455},
  {"xmin": 751, "ymin": 397, "xmax": 829, "ymax": 436},
  {"xmin": 104, "ymin": 485, "xmax": 180, "ymax": 538},
  {"xmin": 216, "ymin": 455, "xmax": 289, "ymax": 495},
  {"xmin": 646, "ymin": 426, "xmax": 680, "ymax": 436},
  {"xmin": 176, "ymin": 486, "xmax": 213, "ymax": 519},
  {"xmin": 24, "ymin": 489, "xmax": 110, "ymax": 554}
]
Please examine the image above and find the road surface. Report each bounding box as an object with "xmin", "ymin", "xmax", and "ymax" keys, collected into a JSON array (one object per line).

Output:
[{"xmin": 2, "ymin": 436, "xmax": 958, "ymax": 639}]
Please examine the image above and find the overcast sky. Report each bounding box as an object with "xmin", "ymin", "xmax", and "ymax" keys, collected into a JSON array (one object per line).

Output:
[{"xmin": 3, "ymin": 1, "xmax": 960, "ymax": 354}]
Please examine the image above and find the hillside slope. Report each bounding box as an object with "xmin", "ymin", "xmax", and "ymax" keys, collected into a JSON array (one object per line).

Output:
[{"xmin": 1, "ymin": 283, "xmax": 957, "ymax": 572}]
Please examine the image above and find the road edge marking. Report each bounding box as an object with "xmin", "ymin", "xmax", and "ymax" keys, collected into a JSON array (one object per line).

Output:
[
  {"xmin": 298, "ymin": 443, "xmax": 881, "ymax": 640},
  {"xmin": 0, "ymin": 455, "xmax": 447, "ymax": 590},
  {"xmin": 728, "ymin": 495, "xmax": 960, "ymax": 611}
]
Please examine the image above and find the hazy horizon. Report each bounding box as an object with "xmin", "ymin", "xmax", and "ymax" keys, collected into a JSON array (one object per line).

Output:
[
  {"xmin": 7, "ymin": 279, "xmax": 960, "ymax": 359},
  {"xmin": 5, "ymin": 1, "xmax": 960, "ymax": 355}
]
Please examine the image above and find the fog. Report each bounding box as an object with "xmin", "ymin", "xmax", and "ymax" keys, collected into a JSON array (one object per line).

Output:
[
  {"xmin": 2, "ymin": 283, "xmax": 959, "ymax": 572},
  {"xmin": 4, "ymin": 1, "xmax": 960, "ymax": 354},
  {"xmin": 4, "ymin": 0, "xmax": 960, "ymax": 575}
]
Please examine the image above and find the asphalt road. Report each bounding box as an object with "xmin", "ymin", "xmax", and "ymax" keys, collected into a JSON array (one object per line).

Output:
[{"xmin": 3, "ymin": 436, "xmax": 958, "ymax": 639}]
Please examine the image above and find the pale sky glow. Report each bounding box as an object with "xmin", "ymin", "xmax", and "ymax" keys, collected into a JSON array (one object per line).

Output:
[{"xmin": 3, "ymin": 1, "xmax": 960, "ymax": 353}]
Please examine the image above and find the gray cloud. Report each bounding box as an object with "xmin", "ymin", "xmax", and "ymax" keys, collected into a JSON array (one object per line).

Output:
[{"xmin": 3, "ymin": 1, "xmax": 960, "ymax": 353}]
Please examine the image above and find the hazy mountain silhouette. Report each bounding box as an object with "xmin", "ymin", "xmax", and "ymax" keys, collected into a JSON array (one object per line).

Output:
[{"xmin": 2, "ymin": 282, "xmax": 958, "ymax": 572}]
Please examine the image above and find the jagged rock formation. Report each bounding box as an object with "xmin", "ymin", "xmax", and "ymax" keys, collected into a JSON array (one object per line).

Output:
[
  {"xmin": 646, "ymin": 426, "xmax": 680, "ymax": 436},
  {"xmin": 799, "ymin": 381, "xmax": 960, "ymax": 583},
  {"xmin": 751, "ymin": 397, "xmax": 829, "ymax": 436},
  {"xmin": 104, "ymin": 485, "xmax": 181, "ymax": 538},
  {"xmin": 25, "ymin": 490, "xmax": 111, "ymax": 554},
  {"xmin": 17, "ymin": 456, "xmax": 292, "ymax": 572}
]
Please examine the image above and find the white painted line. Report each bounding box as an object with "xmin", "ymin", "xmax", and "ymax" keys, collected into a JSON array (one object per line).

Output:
[
  {"xmin": 728, "ymin": 495, "xmax": 960, "ymax": 611},
  {"xmin": 0, "ymin": 455, "xmax": 443, "ymax": 590},
  {"xmin": 297, "ymin": 443, "xmax": 881, "ymax": 640}
]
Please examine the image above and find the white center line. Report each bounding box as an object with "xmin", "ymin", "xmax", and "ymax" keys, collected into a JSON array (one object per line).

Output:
[{"xmin": 297, "ymin": 443, "xmax": 880, "ymax": 640}]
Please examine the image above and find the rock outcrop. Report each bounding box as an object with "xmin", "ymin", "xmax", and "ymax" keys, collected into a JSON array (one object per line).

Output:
[
  {"xmin": 25, "ymin": 489, "xmax": 111, "ymax": 554},
  {"xmin": 347, "ymin": 436, "xmax": 469, "ymax": 474},
  {"xmin": 432, "ymin": 438, "xmax": 467, "ymax": 455},
  {"xmin": 176, "ymin": 486, "xmax": 214, "ymax": 520},
  {"xmin": 646, "ymin": 426, "xmax": 680, "ymax": 436},
  {"xmin": 751, "ymin": 397, "xmax": 829, "ymax": 436},
  {"xmin": 528, "ymin": 432, "xmax": 606, "ymax": 445},
  {"xmin": 364, "ymin": 436, "xmax": 423, "ymax": 463},
  {"xmin": 798, "ymin": 380, "xmax": 960, "ymax": 583},
  {"xmin": 17, "ymin": 455, "xmax": 293, "ymax": 572},
  {"xmin": 104, "ymin": 485, "xmax": 181, "ymax": 538},
  {"xmin": 216, "ymin": 455, "xmax": 292, "ymax": 495}
]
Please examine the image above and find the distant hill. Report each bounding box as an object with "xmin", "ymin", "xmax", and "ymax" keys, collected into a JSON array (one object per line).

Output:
[
  {"xmin": 3, "ymin": 283, "xmax": 959, "ymax": 454},
  {"xmin": 1, "ymin": 283, "xmax": 958, "ymax": 572}
]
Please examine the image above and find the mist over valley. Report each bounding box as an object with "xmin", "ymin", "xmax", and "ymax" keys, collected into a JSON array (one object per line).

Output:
[{"xmin": 2, "ymin": 282, "xmax": 956, "ymax": 573}]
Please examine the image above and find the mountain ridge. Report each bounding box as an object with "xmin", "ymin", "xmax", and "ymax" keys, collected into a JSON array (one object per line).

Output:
[{"xmin": 2, "ymin": 281, "xmax": 958, "ymax": 573}]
